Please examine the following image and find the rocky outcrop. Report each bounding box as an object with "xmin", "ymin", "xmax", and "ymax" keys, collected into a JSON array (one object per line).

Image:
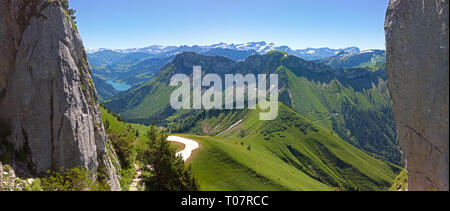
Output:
[
  {"xmin": 0, "ymin": 0, "xmax": 120, "ymax": 190},
  {"xmin": 385, "ymin": 0, "xmax": 449, "ymax": 191},
  {"xmin": 0, "ymin": 162, "xmax": 28, "ymax": 191},
  {"xmin": 1, "ymin": 162, "xmax": 16, "ymax": 191}
]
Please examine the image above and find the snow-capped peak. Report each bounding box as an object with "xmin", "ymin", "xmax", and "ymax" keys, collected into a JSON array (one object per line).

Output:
[{"xmin": 86, "ymin": 42, "xmax": 379, "ymax": 61}]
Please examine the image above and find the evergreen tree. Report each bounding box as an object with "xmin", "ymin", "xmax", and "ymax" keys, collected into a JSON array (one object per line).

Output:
[{"xmin": 139, "ymin": 123, "xmax": 199, "ymax": 191}]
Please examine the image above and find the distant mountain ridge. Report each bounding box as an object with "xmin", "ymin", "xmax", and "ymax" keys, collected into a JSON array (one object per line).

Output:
[
  {"xmin": 319, "ymin": 49, "xmax": 386, "ymax": 69},
  {"xmin": 87, "ymin": 41, "xmax": 364, "ymax": 61}
]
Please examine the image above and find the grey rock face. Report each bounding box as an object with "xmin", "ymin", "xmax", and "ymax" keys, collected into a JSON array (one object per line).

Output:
[
  {"xmin": 385, "ymin": 0, "xmax": 449, "ymax": 191},
  {"xmin": 0, "ymin": 0, "xmax": 120, "ymax": 190}
]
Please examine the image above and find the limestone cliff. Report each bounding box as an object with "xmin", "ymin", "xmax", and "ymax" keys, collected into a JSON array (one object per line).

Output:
[
  {"xmin": 0, "ymin": 0, "xmax": 121, "ymax": 190},
  {"xmin": 385, "ymin": 0, "xmax": 449, "ymax": 190}
]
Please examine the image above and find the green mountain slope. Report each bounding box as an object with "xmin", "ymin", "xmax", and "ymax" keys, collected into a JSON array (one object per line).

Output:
[
  {"xmin": 183, "ymin": 104, "xmax": 401, "ymax": 191},
  {"xmin": 105, "ymin": 52, "xmax": 401, "ymax": 165},
  {"xmin": 277, "ymin": 66, "xmax": 401, "ymax": 164}
]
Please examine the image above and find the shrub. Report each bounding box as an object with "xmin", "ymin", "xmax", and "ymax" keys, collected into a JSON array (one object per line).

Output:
[
  {"xmin": 31, "ymin": 179, "xmax": 43, "ymax": 191},
  {"xmin": 40, "ymin": 167, "xmax": 110, "ymax": 191},
  {"xmin": 239, "ymin": 129, "xmax": 246, "ymax": 138},
  {"xmin": 58, "ymin": 0, "xmax": 76, "ymax": 22}
]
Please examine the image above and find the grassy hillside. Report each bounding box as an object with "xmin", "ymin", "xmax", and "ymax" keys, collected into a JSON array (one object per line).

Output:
[
  {"xmin": 167, "ymin": 109, "xmax": 248, "ymax": 136},
  {"xmin": 183, "ymin": 104, "xmax": 401, "ymax": 191},
  {"xmin": 277, "ymin": 67, "xmax": 401, "ymax": 164},
  {"xmin": 104, "ymin": 81, "xmax": 177, "ymax": 124},
  {"xmin": 184, "ymin": 135, "xmax": 331, "ymax": 191}
]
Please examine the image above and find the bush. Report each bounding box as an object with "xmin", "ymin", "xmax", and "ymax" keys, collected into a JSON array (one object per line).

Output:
[
  {"xmin": 239, "ymin": 129, "xmax": 246, "ymax": 138},
  {"xmin": 24, "ymin": 179, "xmax": 43, "ymax": 191},
  {"xmin": 58, "ymin": 0, "xmax": 76, "ymax": 22},
  {"xmin": 31, "ymin": 179, "xmax": 43, "ymax": 191},
  {"xmin": 119, "ymin": 168, "xmax": 136, "ymax": 190},
  {"xmin": 40, "ymin": 167, "xmax": 110, "ymax": 191}
]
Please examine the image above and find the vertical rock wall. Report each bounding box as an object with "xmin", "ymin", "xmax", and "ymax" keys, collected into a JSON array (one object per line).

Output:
[
  {"xmin": 385, "ymin": 0, "xmax": 449, "ymax": 191},
  {"xmin": 0, "ymin": 0, "xmax": 120, "ymax": 190}
]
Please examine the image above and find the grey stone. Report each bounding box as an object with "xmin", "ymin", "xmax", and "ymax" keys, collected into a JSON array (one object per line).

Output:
[
  {"xmin": 385, "ymin": 0, "xmax": 449, "ymax": 191},
  {"xmin": 0, "ymin": 0, "xmax": 120, "ymax": 190}
]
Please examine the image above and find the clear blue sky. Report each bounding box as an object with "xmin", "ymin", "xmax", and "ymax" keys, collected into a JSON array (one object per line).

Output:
[{"xmin": 70, "ymin": 0, "xmax": 389, "ymax": 50}]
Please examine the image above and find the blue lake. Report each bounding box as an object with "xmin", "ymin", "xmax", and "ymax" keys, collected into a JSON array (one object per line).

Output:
[{"xmin": 106, "ymin": 80, "xmax": 132, "ymax": 91}]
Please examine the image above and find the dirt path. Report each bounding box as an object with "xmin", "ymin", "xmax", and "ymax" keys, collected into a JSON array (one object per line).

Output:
[
  {"xmin": 167, "ymin": 136, "xmax": 200, "ymax": 161},
  {"xmin": 129, "ymin": 164, "xmax": 143, "ymax": 191}
]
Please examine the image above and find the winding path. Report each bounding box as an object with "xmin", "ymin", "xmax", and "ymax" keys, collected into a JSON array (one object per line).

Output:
[{"xmin": 167, "ymin": 136, "xmax": 200, "ymax": 161}]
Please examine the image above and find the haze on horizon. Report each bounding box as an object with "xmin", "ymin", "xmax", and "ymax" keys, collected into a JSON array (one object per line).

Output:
[{"xmin": 71, "ymin": 0, "xmax": 389, "ymax": 51}]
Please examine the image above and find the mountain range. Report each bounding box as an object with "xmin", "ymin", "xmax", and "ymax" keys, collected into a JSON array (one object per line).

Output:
[
  {"xmin": 88, "ymin": 41, "xmax": 361, "ymax": 61},
  {"xmin": 319, "ymin": 49, "xmax": 386, "ymax": 70},
  {"xmin": 88, "ymin": 42, "xmax": 385, "ymax": 101}
]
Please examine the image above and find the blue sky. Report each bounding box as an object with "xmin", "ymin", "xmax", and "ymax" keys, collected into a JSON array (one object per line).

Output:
[{"xmin": 70, "ymin": 0, "xmax": 389, "ymax": 50}]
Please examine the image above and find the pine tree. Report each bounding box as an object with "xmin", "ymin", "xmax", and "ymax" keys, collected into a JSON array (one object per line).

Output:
[{"xmin": 139, "ymin": 123, "xmax": 199, "ymax": 191}]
